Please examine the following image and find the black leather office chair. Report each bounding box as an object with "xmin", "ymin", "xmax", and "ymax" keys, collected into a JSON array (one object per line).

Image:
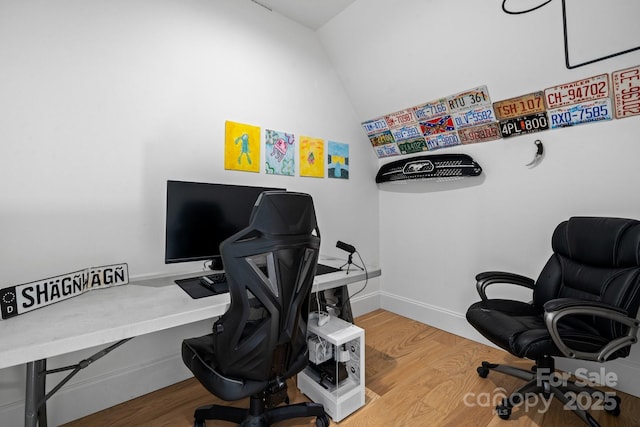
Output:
[
  {"xmin": 182, "ymin": 191, "xmax": 330, "ymax": 427},
  {"xmin": 466, "ymin": 217, "xmax": 640, "ymax": 427}
]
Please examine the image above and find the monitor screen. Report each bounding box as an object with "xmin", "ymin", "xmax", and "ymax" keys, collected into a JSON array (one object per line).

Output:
[{"xmin": 164, "ymin": 180, "xmax": 284, "ymax": 264}]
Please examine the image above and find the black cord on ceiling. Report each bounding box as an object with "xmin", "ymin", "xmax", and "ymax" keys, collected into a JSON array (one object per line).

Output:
[{"xmin": 501, "ymin": 0, "xmax": 553, "ymax": 15}]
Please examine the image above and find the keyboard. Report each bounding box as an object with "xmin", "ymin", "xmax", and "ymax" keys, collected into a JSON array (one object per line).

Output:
[{"xmin": 199, "ymin": 273, "xmax": 228, "ymax": 294}]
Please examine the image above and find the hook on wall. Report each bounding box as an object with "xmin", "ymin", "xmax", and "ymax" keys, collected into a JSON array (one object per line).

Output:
[{"xmin": 526, "ymin": 139, "xmax": 544, "ymax": 168}]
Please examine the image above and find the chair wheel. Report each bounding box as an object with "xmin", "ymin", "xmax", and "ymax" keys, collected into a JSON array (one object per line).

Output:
[
  {"xmin": 477, "ymin": 366, "xmax": 489, "ymax": 378},
  {"xmin": 605, "ymin": 395, "xmax": 621, "ymax": 416},
  {"xmin": 496, "ymin": 403, "xmax": 511, "ymax": 420},
  {"xmin": 194, "ymin": 420, "xmax": 205, "ymax": 427},
  {"xmin": 316, "ymin": 413, "xmax": 330, "ymax": 427}
]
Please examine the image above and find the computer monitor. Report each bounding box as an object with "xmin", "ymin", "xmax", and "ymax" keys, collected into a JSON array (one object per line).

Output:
[{"xmin": 164, "ymin": 180, "xmax": 284, "ymax": 267}]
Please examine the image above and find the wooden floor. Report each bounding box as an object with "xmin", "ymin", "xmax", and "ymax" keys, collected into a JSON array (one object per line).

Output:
[{"xmin": 62, "ymin": 309, "xmax": 640, "ymax": 427}]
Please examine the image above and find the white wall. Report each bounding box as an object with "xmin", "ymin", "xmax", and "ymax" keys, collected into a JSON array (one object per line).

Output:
[
  {"xmin": 0, "ymin": 0, "xmax": 380, "ymax": 424},
  {"xmin": 319, "ymin": 0, "xmax": 640, "ymax": 396}
]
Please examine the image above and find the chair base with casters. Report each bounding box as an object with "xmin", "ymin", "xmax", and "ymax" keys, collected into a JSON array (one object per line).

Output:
[
  {"xmin": 192, "ymin": 389, "xmax": 329, "ymax": 427},
  {"xmin": 475, "ymin": 356, "xmax": 621, "ymax": 427}
]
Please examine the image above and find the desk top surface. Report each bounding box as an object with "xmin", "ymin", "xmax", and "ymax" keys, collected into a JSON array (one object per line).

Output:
[{"xmin": 0, "ymin": 256, "xmax": 379, "ymax": 370}]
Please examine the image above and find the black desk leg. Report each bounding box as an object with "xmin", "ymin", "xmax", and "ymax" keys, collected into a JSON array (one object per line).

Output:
[{"xmin": 25, "ymin": 359, "xmax": 47, "ymax": 427}]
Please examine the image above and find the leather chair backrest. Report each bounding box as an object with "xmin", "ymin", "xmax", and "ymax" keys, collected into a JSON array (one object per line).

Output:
[
  {"xmin": 214, "ymin": 191, "xmax": 320, "ymax": 381},
  {"xmin": 534, "ymin": 217, "xmax": 640, "ymax": 341}
]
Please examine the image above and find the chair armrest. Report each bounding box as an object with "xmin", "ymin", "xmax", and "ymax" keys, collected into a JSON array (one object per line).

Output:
[
  {"xmin": 543, "ymin": 298, "xmax": 640, "ymax": 362},
  {"xmin": 475, "ymin": 271, "xmax": 535, "ymax": 301}
]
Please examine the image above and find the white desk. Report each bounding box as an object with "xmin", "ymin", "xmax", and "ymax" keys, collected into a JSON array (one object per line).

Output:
[{"xmin": 0, "ymin": 256, "xmax": 380, "ymax": 427}]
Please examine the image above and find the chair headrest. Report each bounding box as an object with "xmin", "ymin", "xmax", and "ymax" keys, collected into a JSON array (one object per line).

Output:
[
  {"xmin": 248, "ymin": 191, "xmax": 318, "ymax": 235},
  {"xmin": 552, "ymin": 217, "xmax": 640, "ymax": 268}
]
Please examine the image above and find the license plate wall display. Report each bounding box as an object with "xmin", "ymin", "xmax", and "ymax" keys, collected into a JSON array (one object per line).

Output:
[
  {"xmin": 374, "ymin": 142, "xmax": 402, "ymax": 158},
  {"xmin": 499, "ymin": 112, "xmax": 550, "ymax": 138},
  {"xmin": 368, "ymin": 130, "xmax": 395, "ymax": 147},
  {"xmin": 0, "ymin": 263, "xmax": 129, "ymax": 319},
  {"xmin": 494, "ymin": 91, "xmax": 546, "ymax": 120},
  {"xmin": 397, "ymin": 137, "xmax": 429, "ymax": 155},
  {"xmin": 452, "ymin": 106, "xmax": 496, "ymax": 129},
  {"xmin": 544, "ymin": 74, "xmax": 610, "ymax": 109},
  {"xmin": 412, "ymin": 98, "xmax": 450, "ymax": 121},
  {"xmin": 446, "ymin": 85, "xmax": 492, "ymax": 113},
  {"xmin": 361, "ymin": 117, "xmax": 390, "ymax": 135},
  {"xmin": 391, "ymin": 124, "xmax": 423, "ymax": 142},
  {"xmin": 425, "ymin": 131, "xmax": 461, "ymax": 150},
  {"xmin": 459, "ymin": 122, "xmax": 502, "ymax": 144},
  {"xmin": 384, "ymin": 109, "xmax": 417, "ymax": 129},
  {"xmin": 419, "ymin": 115, "xmax": 456, "ymax": 136},
  {"xmin": 548, "ymin": 99, "xmax": 613, "ymax": 129},
  {"xmin": 612, "ymin": 65, "xmax": 640, "ymax": 119}
]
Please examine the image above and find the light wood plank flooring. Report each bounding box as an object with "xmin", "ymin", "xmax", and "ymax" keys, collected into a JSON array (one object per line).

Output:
[{"xmin": 62, "ymin": 309, "xmax": 640, "ymax": 426}]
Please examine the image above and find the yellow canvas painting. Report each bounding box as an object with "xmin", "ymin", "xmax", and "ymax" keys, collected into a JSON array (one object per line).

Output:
[
  {"xmin": 299, "ymin": 136, "xmax": 325, "ymax": 178},
  {"xmin": 224, "ymin": 120, "xmax": 261, "ymax": 172}
]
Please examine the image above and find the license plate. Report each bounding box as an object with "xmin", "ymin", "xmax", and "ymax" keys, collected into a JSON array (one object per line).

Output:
[
  {"xmin": 368, "ymin": 130, "xmax": 395, "ymax": 146},
  {"xmin": 391, "ymin": 124, "xmax": 423, "ymax": 141},
  {"xmin": 425, "ymin": 131, "xmax": 461, "ymax": 150},
  {"xmin": 499, "ymin": 113, "xmax": 549, "ymax": 138},
  {"xmin": 544, "ymin": 74, "xmax": 609, "ymax": 109},
  {"xmin": 452, "ymin": 106, "xmax": 495, "ymax": 129},
  {"xmin": 397, "ymin": 137, "xmax": 428, "ymax": 155},
  {"xmin": 361, "ymin": 117, "xmax": 389, "ymax": 135},
  {"xmin": 548, "ymin": 99, "xmax": 613, "ymax": 129},
  {"xmin": 384, "ymin": 109, "xmax": 417, "ymax": 128},
  {"xmin": 493, "ymin": 91, "xmax": 546, "ymax": 120},
  {"xmin": 412, "ymin": 98, "xmax": 450, "ymax": 121},
  {"xmin": 612, "ymin": 65, "xmax": 640, "ymax": 119},
  {"xmin": 374, "ymin": 143, "xmax": 402, "ymax": 158},
  {"xmin": 419, "ymin": 115, "xmax": 455, "ymax": 136},
  {"xmin": 458, "ymin": 122, "xmax": 502, "ymax": 144},
  {"xmin": 446, "ymin": 85, "xmax": 492, "ymax": 113}
]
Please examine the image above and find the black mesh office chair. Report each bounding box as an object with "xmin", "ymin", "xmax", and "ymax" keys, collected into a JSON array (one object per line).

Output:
[
  {"xmin": 466, "ymin": 217, "xmax": 640, "ymax": 427},
  {"xmin": 182, "ymin": 191, "xmax": 330, "ymax": 427}
]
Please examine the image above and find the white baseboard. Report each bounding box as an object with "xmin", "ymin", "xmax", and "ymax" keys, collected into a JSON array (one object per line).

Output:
[{"xmin": 378, "ymin": 291, "xmax": 640, "ymax": 398}]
